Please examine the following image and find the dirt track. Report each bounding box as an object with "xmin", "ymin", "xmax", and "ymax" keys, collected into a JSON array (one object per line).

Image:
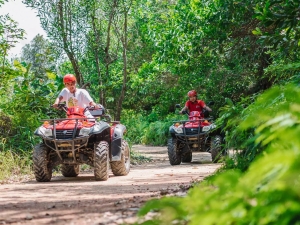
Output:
[{"xmin": 0, "ymin": 145, "xmax": 221, "ymax": 225}]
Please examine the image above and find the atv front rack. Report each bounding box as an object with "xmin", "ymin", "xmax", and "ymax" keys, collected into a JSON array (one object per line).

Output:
[
  {"xmin": 38, "ymin": 118, "xmax": 119, "ymax": 164},
  {"xmin": 40, "ymin": 118, "xmax": 91, "ymax": 163},
  {"xmin": 172, "ymin": 117, "xmax": 213, "ymax": 152}
]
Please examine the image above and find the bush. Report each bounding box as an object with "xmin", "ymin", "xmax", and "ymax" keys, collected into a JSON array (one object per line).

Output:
[
  {"xmin": 122, "ymin": 109, "xmax": 185, "ymax": 146},
  {"xmin": 135, "ymin": 84, "xmax": 300, "ymax": 225},
  {"xmin": 0, "ymin": 150, "xmax": 32, "ymax": 183},
  {"xmin": 121, "ymin": 110, "xmax": 150, "ymax": 144}
]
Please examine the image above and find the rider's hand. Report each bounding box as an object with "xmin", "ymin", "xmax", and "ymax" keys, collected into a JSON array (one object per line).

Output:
[
  {"xmin": 89, "ymin": 103, "xmax": 100, "ymax": 110},
  {"xmin": 179, "ymin": 111, "xmax": 182, "ymax": 114},
  {"xmin": 52, "ymin": 103, "xmax": 59, "ymax": 109}
]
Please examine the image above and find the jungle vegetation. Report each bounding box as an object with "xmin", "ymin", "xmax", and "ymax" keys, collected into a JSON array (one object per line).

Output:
[{"xmin": 1, "ymin": 0, "xmax": 300, "ymax": 224}]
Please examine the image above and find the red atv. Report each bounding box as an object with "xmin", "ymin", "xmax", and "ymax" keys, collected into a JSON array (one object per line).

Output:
[
  {"xmin": 168, "ymin": 103, "xmax": 223, "ymax": 164},
  {"xmin": 33, "ymin": 103, "xmax": 130, "ymax": 182}
]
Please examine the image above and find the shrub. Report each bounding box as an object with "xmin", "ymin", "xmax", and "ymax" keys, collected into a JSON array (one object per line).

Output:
[
  {"xmin": 0, "ymin": 150, "xmax": 32, "ymax": 183},
  {"xmin": 135, "ymin": 84, "xmax": 300, "ymax": 225}
]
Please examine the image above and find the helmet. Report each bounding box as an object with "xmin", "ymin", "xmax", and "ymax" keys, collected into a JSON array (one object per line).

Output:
[
  {"xmin": 63, "ymin": 74, "xmax": 76, "ymax": 83},
  {"xmin": 188, "ymin": 90, "xmax": 197, "ymax": 97}
]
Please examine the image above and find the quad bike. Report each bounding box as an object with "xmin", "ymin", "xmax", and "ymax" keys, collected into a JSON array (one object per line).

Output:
[
  {"xmin": 33, "ymin": 103, "xmax": 130, "ymax": 182},
  {"xmin": 167, "ymin": 103, "xmax": 224, "ymax": 165}
]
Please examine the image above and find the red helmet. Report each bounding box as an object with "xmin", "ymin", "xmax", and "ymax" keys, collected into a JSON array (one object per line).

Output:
[
  {"xmin": 63, "ymin": 74, "xmax": 76, "ymax": 83},
  {"xmin": 188, "ymin": 90, "xmax": 197, "ymax": 97}
]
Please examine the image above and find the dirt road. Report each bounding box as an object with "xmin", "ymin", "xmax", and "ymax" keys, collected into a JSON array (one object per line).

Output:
[{"xmin": 0, "ymin": 145, "xmax": 221, "ymax": 225}]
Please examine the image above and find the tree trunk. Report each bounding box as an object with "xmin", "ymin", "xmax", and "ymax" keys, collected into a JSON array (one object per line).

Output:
[
  {"xmin": 103, "ymin": 0, "xmax": 119, "ymax": 109},
  {"xmin": 115, "ymin": 9, "xmax": 128, "ymax": 121},
  {"xmin": 91, "ymin": 13, "xmax": 104, "ymax": 105},
  {"xmin": 58, "ymin": 0, "xmax": 83, "ymax": 85}
]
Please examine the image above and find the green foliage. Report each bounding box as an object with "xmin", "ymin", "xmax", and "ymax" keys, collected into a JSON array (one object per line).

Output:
[
  {"xmin": 0, "ymin": 0, "xmax": 7, "ymax": 6},
  {"xmin": 0, "ymin": 0, "xmax": 299, "ymax": 202},
  {"xmin": 125, "ymin": 0, "xmax": 292, "ymax": 118},
  {"xmin": 216, "ymin": 96, "xmax": 259, "ymax": 171},
  {"xmin": 0, "ymin": 60, "xmax": 59, "ymax": 153},
  {"xmin": 20, "ymin": 34, "xmax": 57, "ymax": 77},
  {"xmin": 122, "ymin": 109, "xmax": 185, "ymax": 146},
  {"xmin": 0, "ymin": 150, "xmax": 32, "ymax": 183},
  {"xmin": 135, "ymin": 84, "xmax": 300, "ymax": 225},
  {"xmin": 141, "ymin": 120, "xmax": 170, "ymax": 146},
  {"xmin": 0, "ymin": 14, "xmax": 25, "ymax": 60},
  {"xmin": 121, "ymin": 110, "xmax": 150, "ymax": 144},
  {"xmin": 0, "ymin": 11, "xmax": 25, "ymax": 95},
  {"xmin": 254, "ymin": 0, "xmax": 300, "ymax": 51}
]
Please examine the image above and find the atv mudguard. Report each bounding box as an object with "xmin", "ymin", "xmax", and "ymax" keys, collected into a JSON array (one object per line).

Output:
[
  {"xmin": 169, "ymin": 125, "xmax": 176, "ymax": 138},
  {"xmin": 111, "ymin": 124, "xmax": 126, "ymax": 161},
  {"xmin": 89, "ymin": 121, "xmax": 110, "ymax": 135}
]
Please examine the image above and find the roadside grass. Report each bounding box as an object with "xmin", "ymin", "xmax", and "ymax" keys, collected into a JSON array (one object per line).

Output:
[
  {"xmin": 0, "ymin": 150, "xmax": 33, "ymax": 184},
  {"xmin": 130, "ymin": 150, "xmax": 152, "ymax": 165}
]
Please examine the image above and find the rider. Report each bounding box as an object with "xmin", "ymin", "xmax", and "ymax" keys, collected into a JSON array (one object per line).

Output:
[
  {"xmin": 53, "ymin": 74, "xmax": 100, "ymax": 118},
  {"xmin": 179, "ymin": 90, "xmax": 212, "ymax": 115}
]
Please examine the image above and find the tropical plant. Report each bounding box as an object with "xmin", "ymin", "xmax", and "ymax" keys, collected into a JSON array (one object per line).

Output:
[{"xmin": 135, "ymin": 84, "xmax": 300, "ymax": 225}]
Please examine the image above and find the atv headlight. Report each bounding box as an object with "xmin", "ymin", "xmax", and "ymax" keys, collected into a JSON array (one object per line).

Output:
[
  {"xmin": 44, "ymin": 128, "xmax": 53, "ymax": 137},
  {"xmin": 210, "ymin": 124, "xmax": 216, "ymax": 129},
  {"xmin": 174, "ymin": 126, "xmax": 183, "ymax": 134},
  {"xmin": 79, "ymin": 127, "xmax": 91, "ymax": 136},
  {"xmin": 35, "ymin": 126, "xmax": 53, "ymax": 137},
  {"xmin": 202, "ymin": 124, "xmax": 216, "ymax": 132},
  {"xmin": 202, "ymin": 126, "xmax": 211, "ymax": 132}
]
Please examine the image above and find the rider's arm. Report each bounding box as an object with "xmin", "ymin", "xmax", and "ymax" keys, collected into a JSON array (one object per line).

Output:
[
  {"xmin": 80, "ymin": 89, "xmax": 100, "ymax": 109},
  {"xmin": 53, "ymin": 96, "xmax": 63, "ymax": 108},
  {"xmin": 179, "ymin": 106, "xmax": 188, "ymax": 114},
  {"xmin": 204, "ymin": 105, "xmax": 212, "ymax": 112}
]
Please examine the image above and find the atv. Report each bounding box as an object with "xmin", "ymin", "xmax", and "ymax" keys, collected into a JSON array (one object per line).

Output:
[
  {"xmin": 33, "ymin": 103, "xmax": 130, "ymax": 182},
  {"xmin": 168, "ymin": 103, "xmax": 224, "ymax": 165}
]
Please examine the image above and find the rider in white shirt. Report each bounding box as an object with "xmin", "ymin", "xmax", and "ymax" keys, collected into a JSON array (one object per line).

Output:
[{"xmin": 53, "ymin": 74, "xmax": 100, "ymax": 118}]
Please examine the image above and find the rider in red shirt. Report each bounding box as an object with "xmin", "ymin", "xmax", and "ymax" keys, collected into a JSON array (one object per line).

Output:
[{"xmin": 179, "ymin": 90, "xmax": 212, "ymax": 115}]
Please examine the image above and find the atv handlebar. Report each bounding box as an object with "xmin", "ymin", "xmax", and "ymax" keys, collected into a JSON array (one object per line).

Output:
[
  {"xmin": 52, "ymin": 103, "xmax": 109, "ymax": 119},
  {"xmin": 181, "ymin": 110, "xmax": 189, "ymax": 115},
  {"xmin": 51, "ymin": 103, "xmax": 68, "ymax": 112},
  {"xmin": 178, "ymin": 108, "xmax": 210, "ymax": 118},
  {"xmin": 52, "ymin": 103, "xmax": 104, "ymax": 112}
]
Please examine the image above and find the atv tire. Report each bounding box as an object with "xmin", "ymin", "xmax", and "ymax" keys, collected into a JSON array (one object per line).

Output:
[
  {"xmin": 61, "ymin": 165, "xmax": 80, "ymax": 177},
  {"xmin": 211, "ymin": 135, "xmax": 222, "ymax": 163},
  {"xmin": 94, "ymin": 141, "xmax": 109, "ymax": 181},
  {"xmin": 33, "ymin": 143, "xmax": 52, "ymax": 182},
  {"xmin": 167, "ymin": 138, "xmax": 181, "ymax": 165},
  {"xmin": 182, "ymin": 151, "xmax": 192, "ymax": 163},
  {"xmin": 110, "ymin": 140, "xmax": 130, "ymax": 176}
]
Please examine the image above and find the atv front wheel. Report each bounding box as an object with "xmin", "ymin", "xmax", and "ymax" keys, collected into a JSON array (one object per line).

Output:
[
  {"xmin": 167, "ymin": 138, "xmax": 181, "ymax": 165},
  {"xmin": 94, "ymin": 141, "xmax": 109, "ymax": 181},
  {"xmin": 211, "ymin": 135, "xmax": 222, "ymax": 163},
  {"xmin": 33, "ymin": 143, "xmax": 52, "ymax": 182},
  {"xmin": 182, "ymin": 151, "xmax": 192, "ymax": 163},
  {"xmin": 61, "ymin": 165, "xmax": 80, "ymax": 177},
  {"xmin": 110, "ymin": 140, "xmax": 130, "ymax": 176}
]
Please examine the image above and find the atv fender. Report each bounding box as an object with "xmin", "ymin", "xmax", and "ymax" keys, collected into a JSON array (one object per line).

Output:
[
  {"xmin": 111, "ymin": 124, "xmax": 126, "ymax": 161},
  {"xmin": 169, "ymin": 125, "xmax": 176, "ymax": 138},
  {"xmin": 90, "ymin": 121, "xmax": 110, "ymax": 135}
]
